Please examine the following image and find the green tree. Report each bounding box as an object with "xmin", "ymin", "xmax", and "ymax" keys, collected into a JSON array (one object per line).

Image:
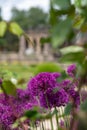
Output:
[
  {"xmin": 11, "ymin": 7, "xmax": 29, "ymax": 30},
  {"xmin": 0, "ymin": 7, "xmax": 2, "ymax": 21},
  {"xmin": 11, "ymin": 7, "xmax": 48, "ymax": 30},
  {"xmin": 49, "ymin": 0, "xmax": 87, "ymax": 85},
  {"xmin": 27, "ymin": 7, "xmax": 48, "ymax": 28}
]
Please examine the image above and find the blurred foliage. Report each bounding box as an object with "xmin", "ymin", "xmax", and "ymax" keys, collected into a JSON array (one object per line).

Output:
[
  {"xmin": 11, "ymin": 7, "xmax": 49, "ymax": 30},
  {"xmin": 64, "ymin": 103, "xmax": 72, "ymax": 116},
  {"xmin": 0, "ymin": 1, "xmax": 87, "ymax": 129},
  {"xmin": 2, "ymin": 79, "xmax": 17, "ymax": 96},
  {"xmin": 50, "ymin": 0, "xmax": 87, "ymax": 47},
  {"xmin": 0, "ymin": 63, "xmax": 36, "ymax": 81},
  {"xmin": 0, "ymin": 7, "xmax": 2, "ymax": 21},
  {"xmin": 77, "ymin": 99, "xmax": 87, "ymax": 130},
  {"xmin": 50, "ymin": 0, "xmax": 87, "ymax": 86},
  {"xmin": 0, "ymin": 21, "xmax": 24, "ymax": 37},
  {"xmin": 49, "ymin": 1, "xmax": 87, "ymax": 130},
  {"xmin": 0, "ymin": 20, "xmax": 33, "ymax": 51},
  {"xmin": 0, "ymin": 7, "xmax": 48, "ymax": 51},
  {"xmin": 9, "ymin": 22, "xmax": 23, "ymax": 37},
  {"xmin": 0, "ymin": 21, "xmax": 7, "ymax": 37},
  {"xmin": 34, "ymin": 62, "xmax": 63, "ymax": 75}
]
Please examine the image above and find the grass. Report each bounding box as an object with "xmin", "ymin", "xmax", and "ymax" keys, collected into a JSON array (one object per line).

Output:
[
  {"xmin": 0, "ymin": 63, "xmax": 37, "ymax": 89},
  {"xmin": 0, "ymin": 62, "xmax": 63, "ymax": 89}
]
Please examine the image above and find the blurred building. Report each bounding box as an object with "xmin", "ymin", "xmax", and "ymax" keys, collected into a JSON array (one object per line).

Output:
[{"xmin": 0, "ymin": 27, "xmax": 55, "ymax": 63}]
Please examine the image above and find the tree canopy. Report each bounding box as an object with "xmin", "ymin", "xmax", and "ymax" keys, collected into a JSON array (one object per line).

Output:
[{"xmin": 11, "ymin": 7, "xmax": 49, "ymax": 30}]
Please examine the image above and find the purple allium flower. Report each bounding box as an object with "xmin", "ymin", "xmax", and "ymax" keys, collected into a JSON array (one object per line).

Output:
[
  {"xmin": 0, "ymin": 88, "xmax": 38, "ymax": 130},
  {"xmin": 0, "ymin": 103, "xmax": 16, "ymax": 130},
  {"xmin": 61, "ymin": 79, "xmax": 80, "ymax": 107},
  {"xmin": 67, "ymin": 64, "xmax": 76, "ymax": 77},
  {"xmin": 61, "ymin": 79, "xmax": 71, "ymax": 89},
  {"xmin": 27, "ymin": 72, "xmax": 61, "ymax": 96},
  {"xmin": 27, "ymin": 72, "xmax": 80, "ymax": 108},
  {"xmin": 52, "ymin": 72, "xmax": 61, "ymax": 79},
  {"xmin": 67, "ymin": 88, "xmax": 80, "ymax": 107},
  {"xmin": 39, "ymin": 88, "xmax": 69, "ymax": 108}
]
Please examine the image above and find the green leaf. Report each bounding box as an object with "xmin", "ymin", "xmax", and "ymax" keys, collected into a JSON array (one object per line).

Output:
[
  {"xmin": 35, "ymin": 62, "xmax": 63, "ymax": 75},
  {"xmin": 75, "ymin": 0, "xmax": 82, "ymax": 8},
  {"xmin": 59, "ymin": 46, "xmax": 85, "ymax": 63},
  {"xmin": 40, "ymin": 37, "xmax": 51, "ymax": 44},
  {"xmin": 25, "ymin": 108, "xmax": 58, "ymax": 120},
  {"xmin": 0, "ymin": 21, "xmax": 7, "ymax": 37},
  {"xmin": 53, "ymin": 0, "xmax": 71, "ymax": 9},
  {"xmin": 60, "ymin": 46, "xmax": 84, "ymax": 55},
  {"xmin": 25, "ymin": 110, "xmax": 38, "ymax": 119},
  {"xmin": 81, "ymin": 100, "xmax": 87, "ymax": 112},
  {"xmin": 73, "ymin": 15, "xmax": 84, "ymax": 29},
  {"xmin": 9, "ymin": 22, "xmax": 23, "ymax": 37},
  {"xmin": 59, "ymin": 52, "xmax": 85, "ymax": 63},
  {"xmin": 2, "ymin": 80, "xmax": 17, "ymax": 96},
  {"xmin": 80, "ymin": 23, "xmax": 87, "ymax": 32},
  {"xmin": 17, "ymin": 78, "xmax": 26, "ymax": 85},
  {"xmin": 51, "ymin": 18, "xmax": 72, "ymax": 48},
  {"xmin": 64, "ymin": 103, "xmax": 72, "ymax": 115}
]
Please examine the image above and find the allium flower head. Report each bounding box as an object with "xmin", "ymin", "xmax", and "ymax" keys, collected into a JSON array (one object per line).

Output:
[
  {"xmin": 61, "ymin": 79, "xmax": 71, "ymax": 89},
  {"xmin": 61, "ymin": 79, "xmax": 80, "ymax": 107},
  {"xmin": 67, "ymin": 64, "xmax": 76, "ymax": 77},
  {"xmin": 0, "ymin": 88, "xmax": 38, "ymax": 130},
  {"xmin": 27, "ymin": 72, "xmax": 61, "ymax": 96},
  {"xmin": 66, "ymin": 88, "xmax": 80, "ymax": 107},
  {"xmin": 39, "ymin": 88, "xmax": 69, "ymax": 108},
  {"xmin": 0, "ymin": 103, "xmax": 16, "ymax": 130}
]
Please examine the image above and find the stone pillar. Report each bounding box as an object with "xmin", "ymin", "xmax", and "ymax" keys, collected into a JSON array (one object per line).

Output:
[
  {"xmin": 35, "ymin": 37, "xmax": 43, "ymax": 61},
  {"xmin": 43, "ymin": 43, "xmax": 49, "ymax": 56},
  {"xmin": 25, "ymin": 36, "xmax": 34, "ymax": 55},
  {"xmin": 19, "ymin": 35, "xmax": 26, "ymax": 59},
  {"xmin": 29, "ymin": 37, "xmax": 34, "ymax": 49},
  {"xmin": 36, "ymin": 37, "xmax": 41, "ymax": 55},
  {"xmin": 43, "ymin": 43, "xmax": 54, "ymax": 61}
]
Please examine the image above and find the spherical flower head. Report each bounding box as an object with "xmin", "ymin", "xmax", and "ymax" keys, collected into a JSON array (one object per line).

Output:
[
  {"xmin": 67, "ymin": 64, "xmax": 76, "ymax": 77},
  {"xmin": 0, "ymin": 88, "xmax": 37, "ymax": 130},
  {"xmin": 0, "ymin": 103, "xmax": 16, "ymax": 130},
  {"xmin": 16, "ymin": 88, "xmax": 31, "ymax": 102},
  {"xmin": 61, "ymin": 79, "xmax": 71, "ymax": 89},
  {"xmin": 27, "ymin": 72, "xmax": 61, "ymax": 96},
  {"xmin": 39, "ymin": 88, "xmax": 69, "ymax": 108},
  {"xmin": 12, "ymin": 88, "xmax": 38, "ymax": 116},
  {"xmin": 61, "ymin": 79, "xmax": 80, "ymax": 107},
  {"xmin": 52, "ymin": 72, "xmax": 61, "ymax": 79},
  {"xmin": 68, "ymin": 88, "xmax": 80, "ymax": 107}
]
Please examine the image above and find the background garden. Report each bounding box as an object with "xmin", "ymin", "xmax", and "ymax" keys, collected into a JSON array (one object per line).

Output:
[{"xmin": 0, "ymin": 0, "xmax": 87, "ymax": 130}]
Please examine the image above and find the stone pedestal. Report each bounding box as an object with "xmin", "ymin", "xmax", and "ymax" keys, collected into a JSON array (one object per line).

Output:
[
  {"xmin": 19, "ymin": 35, "xmax": 26, "ymax": 60},
  {"xmin": 35, "ymin": 37, "xmax": 43, "ymax": 61}
]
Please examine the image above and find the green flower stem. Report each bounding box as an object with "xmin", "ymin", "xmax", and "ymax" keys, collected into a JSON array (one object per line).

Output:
[
  {"xmin": 45, "ymin": 95, "xmax": 54, "ymax": 130},
  {"xmin": 55, "ymin": 107, "xmax": 59, "ymax": 130},
  {"xmin": 50, "ymin": 117, "xmax": 54, "ymax": 130},
  {"xmin": 35, "ymin": 126, "xmax": 37, "ymax": 130},
  {"xmin": 40, "ymin": 122, "xmax": 42, "ymax": 130},
  {"xmin": 42, "ymin": 121, "xmax": 45, "ymax": 130}
]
